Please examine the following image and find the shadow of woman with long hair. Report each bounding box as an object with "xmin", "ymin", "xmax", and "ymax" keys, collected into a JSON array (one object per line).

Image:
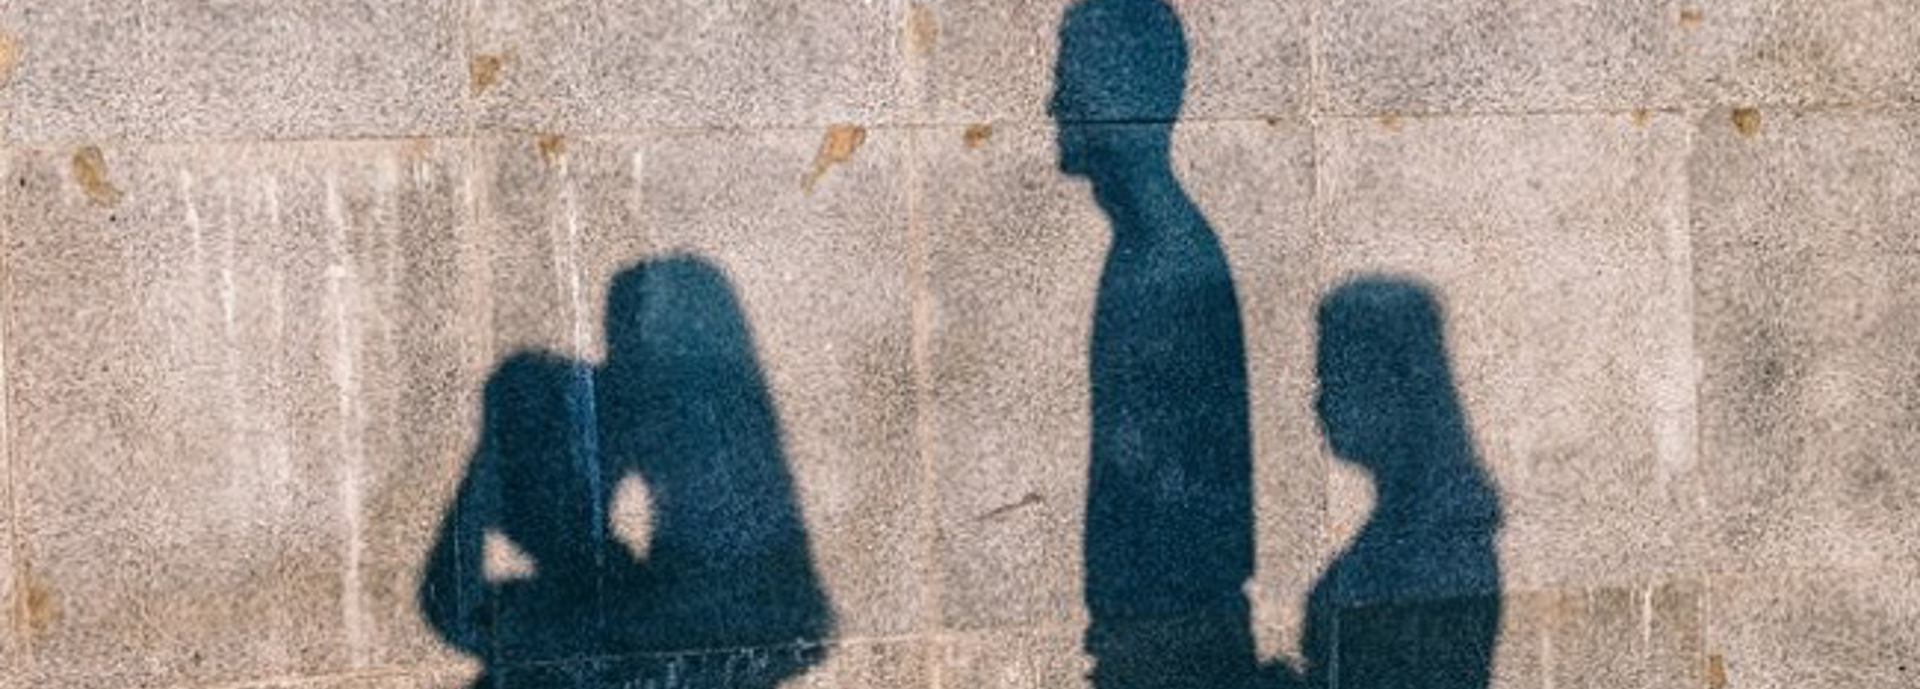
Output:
[
  {"xmin": 419, "ymin": 255, "xmax": 833, "ymax": 688},
  {"xmin": 1288, "ymin": 276, "xmax": 1504, "ymax": 689}
]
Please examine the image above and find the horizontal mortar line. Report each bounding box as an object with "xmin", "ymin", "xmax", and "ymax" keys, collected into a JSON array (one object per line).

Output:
[
  {"xmin": 153, "ymin": 665, "xmax": 452, "ymax": 689},
  {"xmin": 1697, "ymin": 561, "xmax": 1920, "ymax": 585},
  {"xmin": 142, "ymin": 633, "xmax": 939, "ymax": 689},
  {"xmin": 7, "ymin": 98, "xmax": 1920, "ymax": 151}
]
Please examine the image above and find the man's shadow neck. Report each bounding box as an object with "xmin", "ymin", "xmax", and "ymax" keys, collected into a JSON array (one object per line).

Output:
[{"xmin": 1081, "ymin": 146, "xmax": 1210, "ymax": 244}]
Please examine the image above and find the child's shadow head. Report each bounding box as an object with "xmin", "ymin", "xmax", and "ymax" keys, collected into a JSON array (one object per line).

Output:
[{"xmin": 1313, "ymin": 276, "xmax": 1463, "ymax": 475}]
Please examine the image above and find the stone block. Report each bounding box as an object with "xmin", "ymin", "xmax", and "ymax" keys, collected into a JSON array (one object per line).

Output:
[
  {"xmin": 938, "ymin": 627, "xmax": 1091, "ymax": 689},
  {"xmin": 1540, "ymin": 581, "xmax": 1705, "ymax": 689},
  {"xmin": 1322, "ymin": 0, "xmax": 1687, "ymax": 114},
  {"xmin": 4, "ymin": 140, "xmax": 477, "ymax": 687},
  {"xmin": 5, "ymin": 2, "xmax": 466, "ymax": 143},
  {"xmin": 923, "ymin": 119, "xmax": 1319, "ymax": 632},
  {"xmin": 1314, "ymin": 112, "xmax": 1704, "ymax": 590},
  {"xmin": 914, "ymin": 0, "xmax": 1311, "ymax": 124},
  {"xmin": 1690, "ymin": 109, "xmax": 1920, "ymax": 572},
  {"xmin": 1707, "ymin": 571, "xmax": 1920, "ymax": 688},
  {"xmin": 1688, "ymin": 108, "xmax": 1920, "ymax": 254},
  {"xmin": 470, "ymin": 0, "xmax": 904, "ymax": 132},
  {"xmin": 1475, "ymin": 582, "xmax": 1703, "ymax": 689},
  {"xmin": 1686, "ymin": 0, "xmax": 1920, "ymax": 107}
]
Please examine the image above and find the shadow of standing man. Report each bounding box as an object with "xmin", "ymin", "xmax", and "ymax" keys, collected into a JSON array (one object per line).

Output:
[{"xmin": 1053, "ymin": 2, "xmax": 1262, "ymax": 687}]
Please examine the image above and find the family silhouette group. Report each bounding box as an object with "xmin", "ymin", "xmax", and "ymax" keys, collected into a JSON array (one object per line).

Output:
[{"xmin": 417, "ymin": 1, "xmax": 1504, "ymax": 687}]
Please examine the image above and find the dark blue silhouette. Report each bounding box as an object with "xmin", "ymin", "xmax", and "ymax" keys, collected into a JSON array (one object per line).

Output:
[
  {"xmin": 1054, "ymin": 1, "xmax": 1504, "ymax": 686},
  {"xmin": 419, "ymin": 255, "xmax": 832, "ymax": 689},
  {"xmin": 1296, "ymin": 277, "xmax": 1503, "ymax": 689},
  {"xmin": 1054, "ymin": 2, "xmax": 1260, "ymax": 687}
]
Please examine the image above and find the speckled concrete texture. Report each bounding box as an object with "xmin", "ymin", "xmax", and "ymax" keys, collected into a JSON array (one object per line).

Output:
[{"xmin": 3, "ymin": 1, "xmax": 1917, "ymax": 688}]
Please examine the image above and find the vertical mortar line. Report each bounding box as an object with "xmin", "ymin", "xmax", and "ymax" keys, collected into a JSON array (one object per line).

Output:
[
  {"xmin": 1306, "ymin": 0, "xmax": 1329, "ymax": 120},
  {"xmin": 459, "ymin": 0, "xmax": 496, "ymax": 675},
  {"xmin": 1, "ymin": 146, "xmax": 24, "ymax": 657},
  {"xmin": 1302, "ymin": 18, "xmax": 1335, "ymax": 688},
  {"xmin": 1676, "ymin": 104, "xmax": 1714, "ymax": 689},
  {"xmin": 893, "ymin": 1, "xmax": 945, "ymax": 687},
  {"xmin": 906, "ymin": 124, "xmax": 943, "ymax": 688}
]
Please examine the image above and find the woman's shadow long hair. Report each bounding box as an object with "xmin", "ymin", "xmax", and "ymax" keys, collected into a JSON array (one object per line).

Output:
[
  {"xmin": 1288, "ymin": 276, "xmax": 1503, "ymax": 689},
  {"xmin": 418, "ymin": 255, "xmax": 833, "ymax": 688}
]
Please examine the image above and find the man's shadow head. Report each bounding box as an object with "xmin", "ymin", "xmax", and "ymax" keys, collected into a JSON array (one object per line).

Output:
[
  {"xmin": 1049, "ymin": 0, "xmax": 1187, "ymax": 181},
  {"xmin": 1314, "ymin": 276, "xmax": 1469, "ymax": 477}
]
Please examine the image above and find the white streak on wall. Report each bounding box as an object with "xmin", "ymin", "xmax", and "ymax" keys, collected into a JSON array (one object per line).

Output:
[
  {"xmin": 324, "ymin": 172, "xmax": 372, "ymax": 666},
  {"xmin": 556, "ymin": 163, "xmax": 606, "ymax": 557}
]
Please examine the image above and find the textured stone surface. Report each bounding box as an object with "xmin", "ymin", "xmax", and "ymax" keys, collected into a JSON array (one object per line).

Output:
[
  {"xmin": 1687, "ymin": 0, "xmax": 1920, "ymax": 107},
  {"xmin": 1708, "ymin": 572, "xmax": 1920, "ymax": 688},
  {"xmin": 938, "ymin": 627, "xmax": 1093, "ymax": 689},
  {"xmin": 1, "ymin": 137, "xmax": 12, "ymax": 677},
  {"xmin": 1315, "ymin": 113, "xmax": 1705, "ymax": 590},
  {"xmin": 5, "ymin": 2, "xmax": 466, "ymax": 143},
  {"xmin": 470, "ymin": 0, "xmax": 904, "ymax": 132},
  {"xmin": 1322, "ymin": 0, "xmax": 1688, "ymax": 114},
  {"xmin": 2, "ymin": 1, "xmax": 1917, "ymax": 687},
  {"xmin": 1691, "ymin": 109, "xmax": 1920, "ymax": 573},
  {"xmin": 916, "ymin": 0, "xmax": 1311, "ymax": 123},
  {"xmin": 3, "ymin": 141, "xmax": 475, "ymax": 687}
]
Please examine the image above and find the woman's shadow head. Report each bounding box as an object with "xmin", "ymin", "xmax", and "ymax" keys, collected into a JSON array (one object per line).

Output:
[
  {"xmin": 1314, "ymin": 276, "xmax": 1469, "ymax": 478},
  {"xmin": 603, "ymin": 254, "xmax": 755, "ymax": 379},
  {"xmin": 1049, "ymin": 0, "xmax": 1187, "ymax": 181}
]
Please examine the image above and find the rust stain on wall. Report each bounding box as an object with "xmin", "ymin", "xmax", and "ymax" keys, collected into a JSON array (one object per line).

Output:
[
  {"xmin": 908, "ymin": 5, "xmax": 939, "ymax": 55},
  {"xmin": 802, "ymin": 124, "xmax": 866, "ymax": 192},
  {"xmin": 537, "ymin": 133, "xmax": 567, "ymax": 166},
  {"xmin": 23, "ymin": 569, "xmax": 58, "ymax": 636},
  {"xmin": 1630, "ymin": 108, "xmax": 1652, "ymax": 126},
  {"xmin": 1377, "ymin": 114, "xmax": 1404, "ymax": 132},
  {"xmin": 71, "ymin": 146, "xmax": 123, "ymax": 207},
  {"xmin": 470, "ymin": 52, "xmax": 508, "ymax": 95},
  {"xmin": 963, "ymin": 123, "xmax": 993, "ymax": 149},
  {"xmin": 1705, "ymin": 653, "xmax": 1727, "ymax": 689},
  {"xmin": 0, "ymin": 29, "xmax": 20, "ymax": 85},
  {"xmin": 1731, "ymin": 107, "xmax": 1762, "ymax": 137},
  {"xmin": 1679, "ymin": 8, "xmax": 1704, "ymax": 28}
]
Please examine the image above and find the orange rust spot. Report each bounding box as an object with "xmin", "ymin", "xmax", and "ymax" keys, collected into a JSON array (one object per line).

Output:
[
  {"xmin": 908, "ymin": 5, "xmax": 939, "ymax": 55},
  {"xmin": 1630, "ymin": 108, "xmax": 1652, "ymax": 126},
  {"xmin": 24, "ymin": 570, "xmax": 57, "ymax": 636},
  {"xmin": 1377, "ymin": 114, "xmax": 1404, "ymax": 132},
  {"xmin": 1680, "ymin": 8, "xmax": 1704, "ymax": 28},
  {"xmin": 536, "ymin": 133, "xmax": 566, "ymax": 166},
  {"xmin": 1705, "ymin": 653, "xmax": 1727, "ymax": 689},
  {"xmin": 1731, "ymin": 107, "xmax": 1762, "ymax": 137},
  {"xmin": 403, "ymin": 137, "xmax": 433, "ymax": 159},
  {"xmin": 71, "ymin": 146, "xmax": 123, "ymax": 207},
  {"xmin": 802, "ymin": 124, "xmax": 866, "ymax": 192},
  {"xmin": 470, "ymin": 53, "xmax": 507, "ymax": 95},
  {"xmin": 0, "ymin": 29, "xmax": 19, "ymax": 85},
  {"xmin": 963, "ymin": 123, "xmax": 993, "ymax": 149}
]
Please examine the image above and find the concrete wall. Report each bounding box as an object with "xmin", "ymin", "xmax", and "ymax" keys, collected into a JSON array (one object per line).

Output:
[{"xmin": 1, "ymin": 1, "xmax": 1916, "ymax": 687}]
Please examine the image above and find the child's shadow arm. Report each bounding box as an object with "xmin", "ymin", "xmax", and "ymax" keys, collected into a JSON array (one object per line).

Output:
[
  {"xmin": 418, "ymin": 444, "xmax": 498, "ymax": 656},
  {"xmin": 1262, "ymin": 656, "xmax": 1311, "ymax": 689}
]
